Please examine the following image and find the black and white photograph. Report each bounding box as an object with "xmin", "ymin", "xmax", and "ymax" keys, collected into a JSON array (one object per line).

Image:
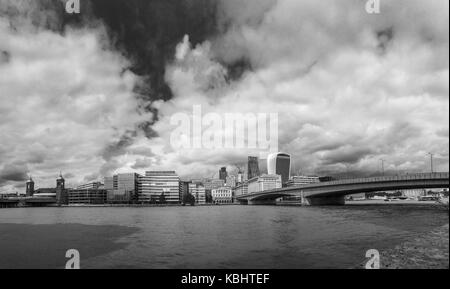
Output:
[{"xmin": 0, "ymin": 0, "xmax": 448, "ymax": 278}]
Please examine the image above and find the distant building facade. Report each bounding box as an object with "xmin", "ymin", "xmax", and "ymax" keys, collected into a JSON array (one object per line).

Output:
[
  {"xmin": 219, "ymin": 167, "xmax": 228, "ymax": 182},
  {"xmin": 286, "ymin": 176, "xmax": 320, "ymax": 187},
  {"xmin": 234, "ymin": 182, "xmax": 248, "ymax": 197},
  {"xmin": 68, "ymin": 189, "xmax": 107, "ymax": 205},
  {"xmin": 212, "ymin": 187, "xmax": 233, "ymax": 204},
  {"xmin": 139, "ymin": 171, "xmax": 180, "ymax": 204},
  {"xmin": 247, "ymin": 174, "xmax": 282, "ymax": 194},
  {"xmin": 204, "ymin": 179, "xmax": 225, "ymax": 191},
  {"xmin": 189, "ymin": 182, "xmax": 206, "ymax": 204},
  {"xmin": 76, "ymin": 182, "xmax": 103, "ymax": 190},
  {"xmin": 180, "ymin": 181, "xmax": 190, "ymax": 203},
  {"xmin": 105, "ymin": 173, "xmax": 140, "ymax": 204},
  {"xmin": 33, "ymin": 188, "xmax": 57, "ymax": 198},
  {"xmin": 267, "ymin": 153, "xmax": 291, "ymax": 185},
  {"xmin": 319, "ymin": 176, "xmax": 336, "ymax": 182},
  {"xmin": 226, "ymin": 175, "xmax": 236, "ymax": 188}
]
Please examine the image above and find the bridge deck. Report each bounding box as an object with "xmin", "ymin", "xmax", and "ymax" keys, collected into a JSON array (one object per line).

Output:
[{"xmin": 237, "ymin": 172, "xmax": 449, "ymax": 202}]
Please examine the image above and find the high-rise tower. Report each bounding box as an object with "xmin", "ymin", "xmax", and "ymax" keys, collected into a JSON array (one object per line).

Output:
[
  {"xmin": 267, "ymin": 153, "xmax": 291, "ymax": 185},
  {"xmin": 247, "ymin": 156, "xmax": 260, "ymax": 180},
  {"xmin": 219, "ymin": 167, "xmax": 228, "ymax": 182}
]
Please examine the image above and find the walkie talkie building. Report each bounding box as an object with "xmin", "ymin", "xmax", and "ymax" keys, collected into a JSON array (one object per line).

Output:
[{"xmin": 267, "ymin": 153, "xmax": 291, "ymax": 185}]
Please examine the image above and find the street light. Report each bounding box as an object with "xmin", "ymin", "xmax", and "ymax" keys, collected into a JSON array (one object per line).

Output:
[
  {"xmin": 379, "ymin": 159, "xmax": 385, "ymax": 176},
  {"xmin": 427, "ymin": 152, "xmax": 434, "ymax": 173},
  {"xmin": 345, "ymin": 164, "xmax": 351, "ymax": 179}
]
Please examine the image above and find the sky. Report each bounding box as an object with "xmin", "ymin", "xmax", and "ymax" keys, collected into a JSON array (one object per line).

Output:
[{"xmin": 0, "ymin": 0, "xmax": 448, "ymax": 192}]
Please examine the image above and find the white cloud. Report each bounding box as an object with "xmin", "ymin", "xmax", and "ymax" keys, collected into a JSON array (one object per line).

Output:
[
  {"xmin": 148, "ymin": 0, "xmax": 449, "ymax": 179},
  {"xmin": 0, "ymin": 14, "xmax": 152, "ymax": 190}
]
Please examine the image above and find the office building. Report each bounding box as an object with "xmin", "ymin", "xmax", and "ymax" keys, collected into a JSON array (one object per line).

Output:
[
  {"xmin": 204, "ymin": 179, "xmax": 225, "ymax": 191},
  {"xmin": 319, "ymin": 176, "xmax": 336, "ymax": 182},
  {"xmin": 68, "ymin": 189, "xmax": 107, "ymax": 204},
  {"xmin": 189, "ymin": 182, "xmax": 206, "ymax": 204},
  {"xmin": 226, "ymin": 175, "xmax": 236, "ymax": 188},
  {"xmin": 219, "ymin": 167, "xmax": 228, "ymax": 182},
  {"xmin": 139, "ymin": 171, "xmax": 180, "ymax": 204},
  {"xmin": 234, "ymin": 181, "xmax": 248, "ymax": 197},
  {"xmin": 203, "ymin": 179, "xmax": 224, "ymax": 204},
  {"xmin": 286, "ymin": 176, "xmax": 320, "ymax": 187},
  {"xmin": 105, "ymin": 173, "xmax": 140, "ymax": 204},
  {"xmin": 247, "ymin": 156, "xmax": 260, "ymax": 180},
  {"xmin": 76, "ymin": 182, "xmax": 103, "ymax": 190},
  {"xmin": 267, "ymin": 153, "xmax": 291, "ymax": 185},
  {"xmin": 247, "ymin": 174, "xmax": 282, "ymax": 194},
  {"xmin": 211, "ymin": 187, "xmax": 233, "ymax": 204},
  {"xmin": 180, "ymin": 181, "xmax": 190, "ymax": 203}
]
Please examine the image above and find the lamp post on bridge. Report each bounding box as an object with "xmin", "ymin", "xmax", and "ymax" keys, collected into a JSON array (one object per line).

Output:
[
  {"xmin": 427, "ymin": 152, "xmax": 434, "ymax": 173},
  {"xmin": 345, "ymin": 164, "xmax": 351, "ymax": 179},
  {"xmin": 379, "ymin": 159, "xmax": 385, "ymax": 176}
]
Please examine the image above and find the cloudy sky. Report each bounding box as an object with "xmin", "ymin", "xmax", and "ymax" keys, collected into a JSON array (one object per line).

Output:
[{"xmin": 0, "ymin": 0, "xmax": 448, "ymax": 192}]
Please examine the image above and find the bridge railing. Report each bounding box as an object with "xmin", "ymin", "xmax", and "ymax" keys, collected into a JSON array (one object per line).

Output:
[
  {"xmin": 237, "ymin": 172, "xmax": 449, "ymax": 197},
  {"xmin": 312, "ymin": 172, "xmax": 448, "ymax": 187},
  {"xmin": 294, "ymin": 172, "xmax": 449, "ymax": 188}
]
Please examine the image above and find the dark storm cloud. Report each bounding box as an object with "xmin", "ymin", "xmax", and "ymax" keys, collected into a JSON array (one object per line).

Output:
[
  {"xmin": 225, "ymin": 58, "xmax": 253, "ymax": 81},
  {"xmin": 309, "ymin": 142, "xmax": 347, "ymax": 154},
  {"xmin": 1, "ymin": 0, "xmax": 244, "ymax": 137},
  {"xmin": 101, "ymin": 133, "xmax": 136, "ymax": 161},
  {"xmin": 84, "ymin": 0, "xmax": 220, "ymax": 102},
  {"xmin": 0, "ymin": 162, "xmax": 28, "ymax": 185}
]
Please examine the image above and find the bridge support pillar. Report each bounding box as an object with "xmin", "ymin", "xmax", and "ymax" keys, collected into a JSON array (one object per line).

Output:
[
  {"xmin": 248, "ymin": 199, "xmax": 277, "ymax": 206},
  {"xmin": 303, "ymin": 196, "xmax": 345, "ymax": 206}
]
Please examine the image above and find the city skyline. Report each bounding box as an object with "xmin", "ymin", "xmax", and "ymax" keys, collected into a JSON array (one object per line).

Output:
[{"xmin": 7, "ymin": 150, "xmax": 447, "ymax": 195}]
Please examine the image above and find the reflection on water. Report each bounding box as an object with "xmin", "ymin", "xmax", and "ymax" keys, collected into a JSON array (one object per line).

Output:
[{"xmin": 0, "ymin": 205, "xmax": 447, "ymax": 269}]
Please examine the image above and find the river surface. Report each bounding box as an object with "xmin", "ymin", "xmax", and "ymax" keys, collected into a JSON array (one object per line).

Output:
[{"xmin": 0, "ymin": 204, "xmax": 448, "ymax": 269}]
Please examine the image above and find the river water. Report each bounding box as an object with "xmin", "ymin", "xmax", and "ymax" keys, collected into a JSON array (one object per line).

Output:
[{"xmin": 0, "ymin": 204, "xmax": 447, "ymax": 269}]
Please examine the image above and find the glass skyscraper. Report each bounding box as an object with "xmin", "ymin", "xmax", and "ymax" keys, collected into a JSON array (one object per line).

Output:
[
  {"xmin": 219, "ymin": 167, "xmax": 228, "ymax": 182},
  {"xmin": 267, "ymin": 153, "xmax": 291, "ymax": 185},
  {"xmin": 247, "ymin": 156, "xmax": 260, "ymax": 180}
]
